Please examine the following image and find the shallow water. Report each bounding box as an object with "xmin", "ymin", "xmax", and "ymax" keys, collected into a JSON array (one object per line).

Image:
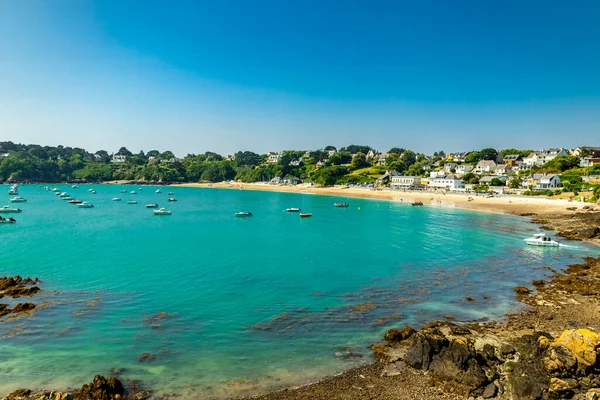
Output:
[{"xmin": 0, "ymin": 184, "xmax": 597, "ymax": 398}]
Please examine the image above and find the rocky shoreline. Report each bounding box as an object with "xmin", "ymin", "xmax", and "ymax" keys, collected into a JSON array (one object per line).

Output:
[{"xmin": 3, "ymin": 207, "xmax": 600, "ymax": 400}]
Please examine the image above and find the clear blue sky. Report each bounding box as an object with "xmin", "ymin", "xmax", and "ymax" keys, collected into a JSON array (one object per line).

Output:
[{"xmin": 1, "ymin": 0, "xmax": 599, "ymax": 156}]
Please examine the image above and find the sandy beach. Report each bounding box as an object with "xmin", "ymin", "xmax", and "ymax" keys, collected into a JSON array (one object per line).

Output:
[{"xmin": 174, "ymin": 182, "xmax": 593, "ymax": 217}]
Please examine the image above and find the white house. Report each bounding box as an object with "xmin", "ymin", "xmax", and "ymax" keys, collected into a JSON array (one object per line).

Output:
[
  {"xmin": 429, "ymin": 170, "xmax": 446, "ymax": 178},
  {"xmin": 111, "ymin": 155, "xmax": 127, "ymax": 163},
  {"xmin": 455, "ymin": 165, "xmax": 474, "ymax": 175},
  {"xmin": 290, "ymin": 159, "xmax": 303, "ymax": 167},
  {"xmin": 390, "ymin": 175, "xmax": 421, "ymax": 188},
  {"xmin": 474, "ymin": 160, "xmax": 497, "ymax": 174},
  {"xmin": 580, "ymin": 157, "xmax": 600, "ymax": 167},
  {"xmin": 267, "ymin": 152, "xmax": 282, "ymax": 164},
  {"xmin": 327, "ymin": 149, "xmax": 337, "ymax": 156},
  {"xmin": 494, "ymin": 164, "xmax": 511, "ymax": 175},
  {"xmin": 429, "ymin": 174, "xmax": 465, "ymax": 191},
  {"xmin": 523, "ymin": 148, "xmax": 569, "ymax": 167},
  {"xmin": 366, "ymin": 150, "xmax": 378, "ymax": 163},
  {"xmin": 522, "ymin": 174, "xmax": 561, "ymax": 190},
  {"xmin": 377, "ymin": 153, "xmax": 390, "ymax": 166},
  {"xmin": 444, "ymin": 163, "xmax": 459, "ymax": 173}
]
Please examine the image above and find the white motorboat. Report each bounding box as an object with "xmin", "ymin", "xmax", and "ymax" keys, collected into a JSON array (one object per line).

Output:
[
  {"xmin": 130, "ymin": 191, "xmax": 137, "ymax": 195},
  {"xmin": 120, "ymin": 190, "xmax": 127, "ymax": 193},
  {"xmin": 0, "ymin": 205, "xmax": 22, "ymax": 213},
  {"xmin": 59, "ymin": 192, "xmax": 70, "ymax": 197},
  {"xmin": 77, "ymin": 202, "xmax": 94, "ymax": 208},
  {"xmin": 9, "ymin": 197, "xmax": 27, "ymax": 203},
  {"xmin": 153, "ymin": 208, "xmax": 171, "ymax": 215},
  {"xmin": 8, "ymin": 185, "xmax": 18, "ymax": 195},
  {"xmin": 127, "ymin": 200, "xmax": 138, "ymax": 204},
  {"xmin": 168, "ymin": 197, "xmax": 177, "ymax": 202},
  {"xmin": 90, "ymin": 190, "xmax": 97, "ymax": 194},
  {"xmin": 155, "ymin": 189, "xmax": 162, "ymax": 194},
  {"xmin": 524, "ymin": 233, "xmax": 560, "ymax": 247},
  {"xmin": 62, "ymin": 196, "xmax": 75, "ymax": 201},
  {"xmin": 0, "ymin": 217, "xmax": 16, "ymax": 224},
  {"xmin": 235, "ymin": 212, "xmax": 252, "ymax": 217},
  {"xmin": 88, "ymin": 188, "xmax": 94, "ymax": 192},
  {"xmin": 145, "ymin": 203, "xmax": 159, "ymax": 208},
  {"xmin": 112, "ymin": 197, "xmax": 122, "ymax": 201},
  {"xmin": 69, "ymin": 199, "xmax": 83, "ymax": 204},
  {"xmin": 285, "ymin": 208, "xmax": 301, "ymax": 212},
  {"xmin": 72, "ymin": 185, "xmax": 79, "ymax": 189}
]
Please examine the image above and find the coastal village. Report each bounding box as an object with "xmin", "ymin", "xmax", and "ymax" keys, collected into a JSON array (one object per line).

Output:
[{"xmin": 2, "ymin": 142, "xmax": 599, "ymax": 204}]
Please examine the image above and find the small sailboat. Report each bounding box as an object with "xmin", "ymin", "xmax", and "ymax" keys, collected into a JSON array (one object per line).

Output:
[
  {"xmin": 153, "ymin": 208, "xmax": 171, "ymax": 215},
  {"xmin": 0, "ymin": 206, "xmax": 21, "ymax": 213}
]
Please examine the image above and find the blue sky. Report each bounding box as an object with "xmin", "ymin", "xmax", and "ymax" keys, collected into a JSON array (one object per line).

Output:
[{"xmin": 1, "ymin": 0, "xmax": 599, "ymax": 156}]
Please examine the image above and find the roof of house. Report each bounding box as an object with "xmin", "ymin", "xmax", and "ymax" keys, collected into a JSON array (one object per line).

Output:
[
  {"xmin": 503, "ymin": 154, "xmax": 521, "ymax": 161},
  {"xmin": 531, "ymin": 174, "xmax": 558, "ymax": 180},
  {"xmin": 476, "ymin": 160, "xmax": 496, "ymax": 166}
]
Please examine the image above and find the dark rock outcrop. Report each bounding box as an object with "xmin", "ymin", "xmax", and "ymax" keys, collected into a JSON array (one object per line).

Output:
[
  {"xmin": 73, "ymin": 375, "xmax": 124, "ymax": 400},
  {"xmin": 373, "ymin": 321, "xmax": 600, "ymax": 400}
]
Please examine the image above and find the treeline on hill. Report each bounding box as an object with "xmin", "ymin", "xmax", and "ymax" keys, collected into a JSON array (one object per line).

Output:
[
  {"xmin": 0, "ymin": 142, "xmax": 426, "ymax": 185},
  {"xmin": 1, "ymin": 141, "xmax": 598, "ymax": 186}
]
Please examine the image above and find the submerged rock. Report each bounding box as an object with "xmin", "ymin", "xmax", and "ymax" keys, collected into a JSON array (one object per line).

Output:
[{"xmin": 73, "ymin": 375, "xmax": 124, "ymax": 400}]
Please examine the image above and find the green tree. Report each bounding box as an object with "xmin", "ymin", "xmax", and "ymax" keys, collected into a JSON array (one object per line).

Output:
[
  {"xmin": 464, "ymin": 152, "xmax": 481, "ymax": 164},
  {"xmin": 116, "ymin": 147, "xmax": 133, "ymax": 156},
  {"xmin": 489, "ymin": 178, "xmax": 505, "ymax": 186},
  {"xmin": 479, "ymin": 148, "xmax": 498, "ymax": 161},
  {"xmin": 508, "ymin": 177, "xmax": 522, "ymax": 189},
  {"xmin": 351, "ymin": 152, "xmax": 368, "ymax": 169}
]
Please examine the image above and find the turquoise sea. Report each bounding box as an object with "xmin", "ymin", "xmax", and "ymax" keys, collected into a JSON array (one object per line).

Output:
[{"xmin": 0, "ymin": 184, "xmax": 597, "ymax": 398}]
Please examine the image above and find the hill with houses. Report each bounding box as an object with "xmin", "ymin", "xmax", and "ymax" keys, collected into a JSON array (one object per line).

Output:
[{"xmin": 1, "ymin": 141, "xmax": 599, "ymax": 202}]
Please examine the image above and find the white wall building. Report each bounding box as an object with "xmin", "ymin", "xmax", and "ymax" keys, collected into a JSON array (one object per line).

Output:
[
  {"xmin": 390, "ymin": 176, "xmax": 421, "ymax": 188},
  {"xmin": 429, "ymin": 174, "xmax": 465, "ymax": 191}
]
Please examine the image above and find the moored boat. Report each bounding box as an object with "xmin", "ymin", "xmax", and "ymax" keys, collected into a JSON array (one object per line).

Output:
[
  {"xmin": 153, "ymin": 208, "xmax": 171, "ymax": 215},
  {"xmin": 0, "ymin": 217, "xmax": 16, "ymax": 223},
  {"xmin": 168, "ymin": 197, "xmax": 177, "ymax": 202},
  {"xmin": 120, "ymin": 190, "xmax": 127, "ymax": 193},
  {"xmin": 155, "ymin": 189, "xmax": 162, "ymax": 194},
  {"xmin": 235, "ymin": 212, "xmax": 252, "ymax": 217},
  {"xmin": 127, "ymin": 201, "xmax": 138, "ymax": 204},
  {"xmin": 130, "ymin": 191, "xmax": 137, "ymax": 195},
  {"xmin": 300, "ymin": 213, "xmax": 312, "ymax": 218},
  {"xmin": 411, "ymin": 201, "xmax": 424, "ymax": 206},
  {"xmin": 145, "ymin": 203, "xmax": 159, "ymax": 208},
  {"xmin": 77, "ymin": 202, "xmax": 94, "ymax": 208},
  {"xmin": 167, "ymin": 192, "xmax": 174, "ymax": 195},
  {"xmin": 9, "ymin": 197, "xmax": 27, "ymax": 203},
  {"xmin": 69, "ymin": 199, "xmax": 84, "ymax": 204},
  {"xmin": 0, "ymin": 205, "xmax": 22, "ymax": 213},
  {"xmin": 112, "ymin": 197, "xmax": 122, "ymax": 201},
  {"xmin": 8, "ymin": 185, "xmax": 18, "ymax": 195},
  {"xmin": 285, "ymin": 207, "xmax": 301, "ymax": 212},
  {"xmin": 524, "ymin": 233, "xmax": 560, "ymax": 247},
  {"xmin": 334, "ymin": 202, "xmax": 349, "ymax": 207}
]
